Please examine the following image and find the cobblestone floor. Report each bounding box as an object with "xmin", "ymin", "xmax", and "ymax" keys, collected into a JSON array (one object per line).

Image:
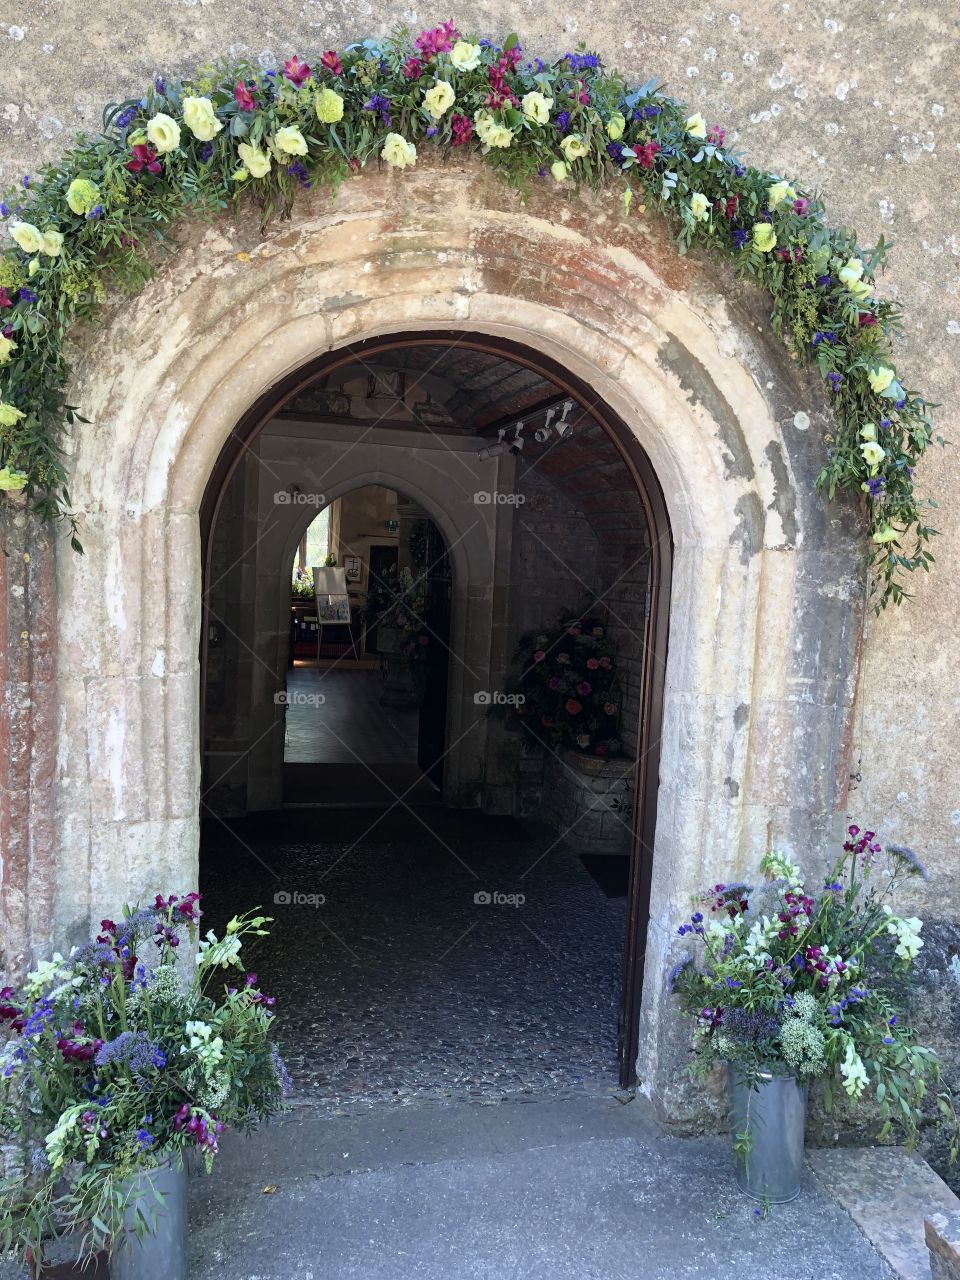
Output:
[{"xmin": 200, "ymin": 807, "xmax": 626, "ymax": 1110}]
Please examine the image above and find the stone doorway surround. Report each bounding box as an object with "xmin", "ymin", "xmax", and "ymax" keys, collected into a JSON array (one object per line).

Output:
[{"xmin": 0, "ymin": 161, "xmax": 865, "ymax": 1113}]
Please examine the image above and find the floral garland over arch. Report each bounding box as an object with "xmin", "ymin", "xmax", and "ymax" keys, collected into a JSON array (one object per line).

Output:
[{"xmin": 0, "ymin": 22, "xmax": 944, "ymax": 608}]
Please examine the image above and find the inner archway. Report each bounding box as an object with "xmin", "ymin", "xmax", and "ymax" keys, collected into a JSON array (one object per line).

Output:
[{"xmin": 198, "ymin": 332, "xmax": 671, "ymax": 1095}]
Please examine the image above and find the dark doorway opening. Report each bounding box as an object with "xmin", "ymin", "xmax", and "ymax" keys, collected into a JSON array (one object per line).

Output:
[{"xmin": 199, "ymin": 331, "xmax": 672, "ymax": 1091}]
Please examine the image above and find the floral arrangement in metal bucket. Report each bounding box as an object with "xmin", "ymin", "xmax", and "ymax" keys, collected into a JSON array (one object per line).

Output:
[
  {"xmin": 0, "ymin": 22, "xmax": 944, "ymax": 607},
  {"xmin": 0, "ymin": 895, "xmax": 289, "ymax": 1268},
  {"xmin": 669, "ymin": 826, "xmax": 958, "ymax": 1164}
]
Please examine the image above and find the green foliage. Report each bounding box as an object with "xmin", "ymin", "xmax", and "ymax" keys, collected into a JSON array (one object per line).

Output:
[{"xmin": 0, "ymin": 26, "xmax": 944, "ymax": 607}]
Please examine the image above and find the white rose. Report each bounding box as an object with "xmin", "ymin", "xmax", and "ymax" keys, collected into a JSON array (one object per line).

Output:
[
  {"xmin": 690, "ymin": 192, "xmax": 710, "ymax": 221},
  {"xmin": 450, "ymin": 40, "xmax": 482, "ymax": 71},
  {"xmin": 423, "ymin": 80, "xmax": 456, "ymax": 120},
  {"xmin": 10, "ymin": 222, "xmax": 44, "ymax": 255},
  {"xmin": 146, "ymin": 112, "xmax": 181, "ymax": 154},
  {"xmin": 274, "ymin": 125, "xmax": 308, "ymax": 157},
  {"xmin": 521, "ymin": 91, "xmax": 553, "ymax": 125},
  {"xmin": 381, "ymin": 133, "xmax": 417, "ymax": 170},
  {"xmin": 560, "ymin": 134, "xmax": 589, "ymax": 162},
  {"xmin": 41, "ymin": 229, "xmax": 64, "ymax": 256},
  {"xmin": 182, "ymin": 96, "xmax": 223, "ymax": 143},
  {"xmin": 237, "ymin": 141, "xmax": 272, "ymax": 179}
]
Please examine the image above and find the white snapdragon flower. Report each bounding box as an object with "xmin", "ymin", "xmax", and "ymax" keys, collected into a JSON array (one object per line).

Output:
[{"xmin": 840, "ymin": 1040, "xmax": 869, "ymax": 1099}]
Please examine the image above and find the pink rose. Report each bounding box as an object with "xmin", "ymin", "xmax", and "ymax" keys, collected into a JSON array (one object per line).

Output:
[
  {"xmin": 533, "ymin": 649, "xmax": 546, "ymax": 662},
  {"xmin": 586, "ymin": 658, "xmax": 599, "ymax": 670}
]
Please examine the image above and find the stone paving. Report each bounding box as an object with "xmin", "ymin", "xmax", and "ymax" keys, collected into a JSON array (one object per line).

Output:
[{"xmin": 200, "ymin": 807, "xmax": 627, "ymax": 1108}]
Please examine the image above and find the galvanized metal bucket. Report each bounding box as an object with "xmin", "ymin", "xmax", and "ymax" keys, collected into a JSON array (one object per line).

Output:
[
  {"xmin": 728, "ymin": 1066, "xmax": 809, "ymax": 1202},
  {"xmin": 111, "ymin": 1158, "xmax": 188, "ymax": 1280}
]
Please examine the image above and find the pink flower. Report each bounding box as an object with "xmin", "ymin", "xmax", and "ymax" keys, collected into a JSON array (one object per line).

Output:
[
  {"xmin": 320, "ymin": 50, "xmax": 343, "ymax": 75},
  {"xmin": 234, "ymin": 82, "xmax": 256, "ymax": 112},
  {"xmin": 586, "ymin": 658, "xmax": 599, "ymax": 670},
  {"xmin": 547, "ymin": 676, "xmax": 561, "ymax": 690},
  {"xmin": 599, "ymin": 656, "xmax": 611, "ymax": 669},
  {"xmin": 603, "ymin": 702, "xmax": 617, "ymax": 715},
  {"xmin": 418, "ymin": 634, "xmax": 429, "ymax": 646},
  {"xmin": 126, "ymin": 143, "xmax": 162, "ymax": 175},
  {"xmin": 576, "ymin": 681, "xmax": 592, "ymax": 696},
  {"xmin": 402, "ymin": 56, "xmax": 423, "ymax": 80},
  {"xmin": 707, "ymin": 125, "xmax": 725, "ymax": 145},
  {"xmin": 415, "ymin": 21, "xmax": 459, "ymax": 58},
  {"xmin": 533, "ymin": 649, "xmax": 546, "ymax": 662},
  {"xmin": 568, "ymin": 626, "xmax": 580, "ymax": 636},
  {"xmin": 283, "ymin": 55, "xmax": 312, "ymax": 88},
  {"xmin": 858, "ymin": 312, "xmax": 878, "ymax": 327},
  {"xmin": 451, "ymin": 113, "xmax": 473, "ymax": 146},
  {"xmin": 0, "ymin": 288, "xmax": 11, "ymax": 309},
  {"xmin": 631, "ymin": 141, "xmax": 660, "ymax": 170},
  {"xmin": 792, "ymin": 197, "xmax": 811, "ymax": 217}
]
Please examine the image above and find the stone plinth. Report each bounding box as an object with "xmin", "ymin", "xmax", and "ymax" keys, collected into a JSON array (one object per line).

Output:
[{"xmin": 541, "ymin": 750, "xmax": 635, "ymax": 854}]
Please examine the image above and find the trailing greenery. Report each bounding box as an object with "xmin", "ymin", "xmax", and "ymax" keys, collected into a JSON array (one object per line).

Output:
[{"xmin": 0, "ymin": 22, "xmax": 944, "ymax": 605}]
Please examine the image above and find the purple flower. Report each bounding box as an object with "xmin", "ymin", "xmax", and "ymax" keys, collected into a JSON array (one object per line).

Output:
[
  {"xmin": 864, "ymin": 477, "xmax": 885, "ymax": 497},
  {"xmin": 426, "ymin": 126, "xmax": 438, "ymax": 137},
  {"xmin": 668, "ymin": 956, "xmax": 692, "ymax": 987},
  {"xmin": 887, "ymin": 844, "xmax": 929, "ymax": 880},
  {"xmin": 116, "ymin": 106, "xmax": 138, "ymax": 130},
  {"xmin": 827, "ymin": 372, "xmax": 844, "ymax": 391},
  {"xmin": 199, "ymin": 141, "xmax": 214, "ymax": 162},
  {"xmin": 21, "ymin": 175, "xmax": 30, "ymax": 189},
  {"xmin": 564, "ymin": 52, "xmax": 600, "ymax": 71},
  {"xmin": 732, "ymin": 228, "xmax": 749, "ymax": 249},
  {"xmin": 894, "ymin": 398, "xmax": 906, "ymax": 411},
  {"xmin": 642, "ymin": 104, "xmax": 661, "ymax": 118},
  {"xmin": 0, "ymin": 202, "xmax": 8, "ymax": 218},
  {"xmin": 86, "ymin": 206, "xmax": 104, "ymax": 221},
  {"xmin": 556, "ymin": 110, "xmax": 571, "ymax": 133},
  {"xmin": 271, "ymin": 1043, "xmax": 293, "ymax": 1096},
  {"xmin": 816, "ymin": 274, "xmax": 832, "ymax": 287},
  {"xmin": 155, "ymin": 77, "xmax": 166, "ymax": 94},
  {"xmin": 733, "ymin": 163, "xmax": 747, "ymax": 177},
  {"xmin": 286, "ymin": 161, "xmax": 311, "ymax": 188},
  {"xmin": 136, "ymin": 1127, "xmax": 154, "ymax": 1148},
  {"xmin": 18, "ymin": 288, "xmax": 37, "ymax": 303}
]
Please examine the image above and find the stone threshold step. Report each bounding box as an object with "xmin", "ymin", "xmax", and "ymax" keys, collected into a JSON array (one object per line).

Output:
[{"xmin": 808, "ymin": 1146, "xmax": 960, "ymax": 1280}]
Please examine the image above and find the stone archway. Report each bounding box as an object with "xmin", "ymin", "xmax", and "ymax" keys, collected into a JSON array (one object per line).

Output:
[{"xmin": 10, "ymin": 161, "xmax": 864, "ymax": 1111}]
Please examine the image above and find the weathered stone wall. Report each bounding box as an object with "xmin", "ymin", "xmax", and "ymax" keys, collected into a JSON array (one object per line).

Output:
[{"xmin": 2, "ymin": 1, "xmax": 953, "ymax": 887}]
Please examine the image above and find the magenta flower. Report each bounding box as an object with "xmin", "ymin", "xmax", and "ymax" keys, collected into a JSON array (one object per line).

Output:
[
  {"xmin": 234, "ymin": 82, "xmax": 256, "ymax": 112},
  {"xmin": 283, "ymin": 55, "xmax": 312, "ymax": 87},
  {"xmin": 0, "ymin": 288, "xmax": 11, "ymax": 309},
  {"xmin": 320, "ymin": 50, "xmax": 343, "ymax": 75},
  {"xmin": 548, "ymin": 676, "xmax": 561, "ymax": 690},
  {"xmin": 126, "ymin": 143, "xmax": 162, "ymax": 175},
  {"xmin": 586, "ymin": 658, "xmax": 599, "ymax": 670},
  {"xmin": 451, "ymin": 113, "xmax": 473, "ymax": 146},
  {"xmin": 402, "ymin": 56, "xmax": 423, "ymax": 80},
  {"xmin": 415, "ymin": 21, "xmax": 459, "ymax": 57},
  {"xmin": 792, "ymin": 197, "xmax": 811, "ymax": 217},
  {"xmin": 533, "ymin": 649, "xmax": 546, "ymax": 662},
  {"xmin": 576, "ymin": 681, "xmax": 592, "ymax": 695},
  {"xmin": 707, "ymin": 125, "xmax": 725, "ymax": 145}
]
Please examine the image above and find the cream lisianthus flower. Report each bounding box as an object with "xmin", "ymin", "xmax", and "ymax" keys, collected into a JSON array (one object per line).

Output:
[
  {"xmin": 860, "ymin": 441, "xmax": 886, "ymax": 467},
  {"xmin": 381, "ymin": 133, "xmax": 417, "ymax": 169},
  {"xmin": 41, "ymin": 229, "xmax": 64, "ymax": 256},
  {"xmin": 146, "ymin": 112, "xmax": 181, "ymax": 154},
  {"xmin": 837, "ymin": 256, "xmax": 872, "ymax": 301},
  {"xmin": 521, "ymin": 91, "xmax": 553, "ymax": 125},
  {"xmin": 872, "ymin": 523, "xmax": 898, "ymax": 544},
  {"xmin": 423, "ymin": 80, "xmax": 456, "ymax": 119},
  {"xmin": 10, "ymin": 222, "xmax": 44, "ymax": 255},
  {"xmin": 0, "ymin": 335, "xmax": 17, "ymax": 365},
  {"xmin": 237, "ymin": 142, "xmax": 272, "ymax": 179},
  {"xmin": 0, "ymin": 466, "xmax": 28, "ymax": 493},
  {"xmin": 273, "ymin": 125, "xmax": 308, "ymax": 157},
  {"xmin": 315, "ymin": 87, "xmax": 345, "ymax": 124},
  {"xmin": 550, "ymin": 160, "xmax": 568, "ymax": 182},
  {"xmin": 475, "ymin": 112, "xmax": 514, "ymax": 149},
  {"xmin": 182, "ymin": 96, "xmax": 223, "ymax": 143},
  {"xmin": 450, "ymin": 39, "xmax": 482, "ymax": 71},
  {"xmin": 606, "ymin": 112, "xmax": 626, "ymax": 140},
  {"xmin": 767, "ymin": 179, "xmax": 796, "ymax": 207},
  {"xmin": 867, "ymin": 364, "xmax": 895, "ymax": 395},
  {"xmin": 752, "ymin": 222, "xmax": 776, "ymax": 252},
  {"xmin": 0, "ymin": 402, "xmax": 25, "ymax": 426},
  {"xmin": 66, "ymin": 178, "xmax": 101, "ymax": 216},
  {"xmin": 685, "ymin": 112, "xmax": 707, "ymax": 139},
  {"xmin": 690, "ymin": 192, "xmax": 710, "ymax": 221},
  {"xmin": 560, "ymin": 134, "xmax": 589, "ymax": 162},
  {"xmin": 860, "ymin": 423, "xmax": 878, "ymax": 442}
]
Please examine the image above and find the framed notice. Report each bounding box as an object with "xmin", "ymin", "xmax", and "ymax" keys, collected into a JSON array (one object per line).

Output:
[{"xmin": 312, "ymin": 566, "xmax": 352, "ymax": 624}]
